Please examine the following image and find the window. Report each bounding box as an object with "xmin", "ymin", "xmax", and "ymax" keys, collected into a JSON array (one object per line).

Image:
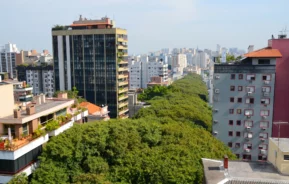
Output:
[
  {"xmin": 238, "ymin": 74, "xmax": 243, "ymax": 79},
  {"xmin": 244, "ymin": 109, "xmax": 253, "ymax": 116},
  {"xmin": 284, "ymin": 155, "xmax": 289, "ymax": 160},
  {"xmin": 244, "ymin": 143, "xmax": 252, "ymax": 149},
  {"xmin": 259, "ymin": 144, "xmax": 268, "ymax": 150},
  {"xmin": 260, "ymin": 110, "xmax": 269, "ymax": 116},
  {"xmin": 261, "ymin": 99, "xmax": 270, "ymax": 105},
  {"xmin": 246, "ymin": 74, "xmax": 255, "ymax": 80},
  {"xmin": 260, "ymin": 121, "xmax": 269, "ymax": 128},
  {"xmin": 259, "ymin": 133, "xmax": 268, "ymax": 139},
  {"xmin": 258, "ymin": 59, "xmax": 270, "ymax": 65},
  {"xmin": 262, "ymin": 87, "xmax": 271, "ymax": 92},
  {"xmin": 237, "ymin": 109, "xmax": 242, "ymax": 114},
  {"xmin": 262, "ymin": 75, "xmax": 271, "ymax": 81},
  {"xmin": 246, "ymin": 98, "xmax": 254, "ymax": 104},
  {"xmin": 228, "ymin": 142, "xmax": 233, "ymax": 147},
  {"xmin": 238, "ymin": 86, "xmax": 243, "ymax": 91},
  {"xmin": 246, "ymin": 86, "xmax": 255, "ymax": 92},
  {"xmin": 229, "ymin": 131, "xmax": 233, "ymax": 136},
  {"xmin": 231, "ymin": 74, "xmax": 235, "ymax": 79},
  {"xmin": 22, "ymin": 123, "xmax": 28, "ymax": 136},
  {"xmin": 244, "ymin": 120, "xmax": 253, "ymax": 127},
  {"xmin": 258, "ymin": 155, "xmax": 267, "ymax": 161},
  {"xmin": 229, "ymin": 120, "xmax": 233, "ymax": 125},
  {"xmin": 236, "ymin": 120, "xmax": 241, "ymax": 126},
  {"xmin": 244, "ymin": 132, "xmax": 253, "ymax": 138},
  {"xmin": 236, "ymin": 132, "xmax": 241, "ymax": 137},
  {"xmin": 230, "ymin": 86, "xmax": 235, "ymax": 91},
  {"xmin": 243, "ymin": 154, "xmax": 251, "ymax": 160},
  {"xmin": 236, "ymin": 154, "xmax": 240, "ymax": 159},
  {"xmin": 229, "ymin": 109, "xmax": 234, "ymax": 114},
  {"xmin": 238, "ymin": 98, "xmax": 242, "ymax": 103},
  {"xmin": 230, "ymin": 97, "xmax": 234, "ymax": 103}
]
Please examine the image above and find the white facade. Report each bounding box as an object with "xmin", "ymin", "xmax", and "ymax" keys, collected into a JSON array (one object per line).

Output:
[
  {"xmin": 0, "ymin": 43, "xmax": 18, "ymax": 79},
  {"xmin": 129, "ymin": 56, "xmax": 168, "ymax": 89},
  {"xmin": 171, "ymin": 54, "xmax": 187, "ymax": 75},
  {"xmin": 26, "ymin": 69, "xmax": 54, "ymax": 97},
  {"xmin": 192, "ymin": 52, "xmax": 210, "ymax": 69}
]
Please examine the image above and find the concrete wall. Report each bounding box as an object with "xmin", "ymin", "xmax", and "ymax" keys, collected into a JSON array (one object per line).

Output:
[
  {"xmin": 268, "ymin": 138, "xmax": 289, "ymax": 175},
  {"xmin": 213, "ymin": 71, "xmax": 275, "ymax": 161},
  {"xmin": 0, "ymin": 84, "xmax": 14, "ymax": 118}
]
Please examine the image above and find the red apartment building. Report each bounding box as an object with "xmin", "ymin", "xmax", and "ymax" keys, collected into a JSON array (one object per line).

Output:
[{"xmin": 270, "ymin": 34, "xmax": 289, "ymax": 138}]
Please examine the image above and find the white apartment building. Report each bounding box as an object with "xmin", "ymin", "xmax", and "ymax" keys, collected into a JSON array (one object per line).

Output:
[
  {"xmin": 0, "ymin": 43, "xmax": 18, "ymax": 79},
  {"xmin": 171, "ymin": 54, "xmax": 187, "ymax": 75},
  {"xmin": 192, "ymin": 52, "xmax": 210, "ymax": 69},
  {"xmin": 26, "ymin": 65, "xmax": 54, "ymax": 97},
  {"xmin": 129, "ymin": 56, "xmax": 168, "ymax": 89}
]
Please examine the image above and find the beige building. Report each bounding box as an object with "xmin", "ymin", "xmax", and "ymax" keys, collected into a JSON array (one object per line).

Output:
[
  {"xmin": 0, "ymin": 82, "xmax": 14, "ymax": 118},
  {"xmin": 268, "ymin": 138, "xmax": 289, "ymax": 175}
]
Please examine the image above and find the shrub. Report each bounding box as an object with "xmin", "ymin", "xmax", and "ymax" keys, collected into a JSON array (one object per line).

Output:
[{"xmin": 45, "ymin": 120, "xmax": 60, "ymax": 131}]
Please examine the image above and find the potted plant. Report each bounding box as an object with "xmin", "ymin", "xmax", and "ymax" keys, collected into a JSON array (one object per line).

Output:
[{"xmin": 0, "ymin": 138, "xmax": 4, "ymax": 149}]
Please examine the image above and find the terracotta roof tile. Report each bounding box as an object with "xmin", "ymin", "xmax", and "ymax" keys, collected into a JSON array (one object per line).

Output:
[
  {"xmin": 244, "ymin": 47, "xmax": 282, "ymax": 58},
  {"xmin": 79, "ymin": 102, "xmax": 101, "ymax": 115}
]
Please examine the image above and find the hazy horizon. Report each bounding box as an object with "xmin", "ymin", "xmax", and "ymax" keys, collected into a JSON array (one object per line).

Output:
[{"xmin": 0, "ymin": 0, "xmax": 288, "ymax": 54}]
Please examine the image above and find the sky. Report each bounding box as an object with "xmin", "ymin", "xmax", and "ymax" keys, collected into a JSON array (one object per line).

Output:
[{"xmin": 0, "ymin": 0, "xmax": 288, "ymax": 54}]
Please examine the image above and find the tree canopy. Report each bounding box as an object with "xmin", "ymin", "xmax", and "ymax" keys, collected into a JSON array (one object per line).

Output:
[{"xmin": 31, "ymin": 74, "xmax": 235, "ymax": 184}]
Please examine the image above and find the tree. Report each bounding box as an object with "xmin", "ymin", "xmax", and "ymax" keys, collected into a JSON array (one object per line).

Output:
[
  {"xmin": 226, "ymin": 54, "xmax": 235, "ymax": 62},
  {"xmin": 8, "ymin": 173, "xmax": 28, "ymax": 184},
  {"xmin": 31, "ymin": 74, "xmax": 236, "ymax": 184}
]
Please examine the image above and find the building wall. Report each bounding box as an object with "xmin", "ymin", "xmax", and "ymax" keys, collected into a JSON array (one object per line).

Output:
[
  {"xmin": 0, "ymin": 84, "xmax": 14, "ymax": 118},
  {"xmin": 268, "ymin": 138, "xmax": 289, "ymax": 175},
  {"xmin": 271, "ymin": 39, "xmax": 289, "ymax": 138},
  {"xmin": 213, "ymin": 67, "xmax": 275, "ymax": 161}
]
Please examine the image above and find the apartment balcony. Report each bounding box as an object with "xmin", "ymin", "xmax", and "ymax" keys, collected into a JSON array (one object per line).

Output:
[
  {"xmin": 118, "ymin": 60, "xmax": 128, "ymax": 64},
  {"xmin": 118, "ymin": 67, "xmax": 128, "ymax": 72},
  {"xmin": 119, "ymin": 108, "xmax": 129, "ymax": 115},
  {"xmin": 0, "ymin": 134, "xmax": 49, "ymax": 157},
  {"xmin": 14, "ymin": 87, "xmax": 33, "ymax": 92},
  {"xmin": 118, "ymin": 95, "xmax": 128, "ymax": 101},
  {"xmin": 19, "ymin": 95, "xmax": 33, "ymax": 102},
  {"xmin": 119, "ymin": 102, "xmax": 128, "ymax": 108},
  {"xmin": 117, "ymin": 37, "xmax": 128, "ymax": 42},
  {"xmin": 118, "ymin": 74, "xmax": 128, "ymax": 79},
  {"xmin": 118, "ymin": 81, "xmax": 128, "ymax": 87},
  {"xmin": 118, "ymin": 87, "xmax": 128, "ymax": 94},
  {"xmin": 119, "ymin": 114, "xmax": 129, "ymax": 119},
  {"xmin": 117, "ymin": 45, "xmax": 128, "ymax": 50}
]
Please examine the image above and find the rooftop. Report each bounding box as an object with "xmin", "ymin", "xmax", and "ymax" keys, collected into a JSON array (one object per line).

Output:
[
  {"xmin": 244, "ymin": 47, "xmax": 282, "ymax": 58},
  {"xmin": 270, "ymin": 138, "xmax": 289, "ymax": 152},
  {"xmin": 202, "ymin": 158, "xmax": 289, "ymax": 184},
  {"xmin": 0, "ymin": 98, "xmax": 74, "ymax": 124},
  {"xmin": 79, "ymin": 102, "xmax": 101, "ymax": 115}
]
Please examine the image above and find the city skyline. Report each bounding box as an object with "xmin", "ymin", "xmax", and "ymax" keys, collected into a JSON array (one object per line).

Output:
[{"xmin": 0, "ymin": 0, "xmax": 289, "ymax": 54}]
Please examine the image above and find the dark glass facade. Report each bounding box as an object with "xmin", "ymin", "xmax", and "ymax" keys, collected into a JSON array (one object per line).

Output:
[{"xmin": 53, "ymin": 31, "xmax": 128, "ymax": 118}]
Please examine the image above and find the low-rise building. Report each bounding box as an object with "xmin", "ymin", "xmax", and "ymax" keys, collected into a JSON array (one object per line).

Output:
[
  {"xmin": 79, "ymin": 102, "xmax": 110, "ymax": 121},
  {"xmin": 202, "ymin": 157, "xmax": 289, "ymax": 184},
  {"xmin": 0, "ymin": 83, "xmax": 88, "ymax": 183},
  {"xmin": 268, "ymin": 137, "xmax": 289, "ymax": 175}
]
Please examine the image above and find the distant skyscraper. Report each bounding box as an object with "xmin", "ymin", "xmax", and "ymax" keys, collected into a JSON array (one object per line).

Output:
[
  {"xmin": 52, "ymin": 16, "xmax": 129, "ymax": 118},
  {"xmin": 0, "ymin": 43, "xmax": 18, "ymax": 78}
]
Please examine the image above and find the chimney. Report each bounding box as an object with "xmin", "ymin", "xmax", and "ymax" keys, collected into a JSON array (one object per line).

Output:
[
  {"xmin": 34, "ymin": 95, "xmax": 42, "ymax": 105},
  {"xmin": 26, "ymin": 105, "xmax": 35, "ymax": 115},
  {"xmin": 224, "ymin": 155, "xmax": 228, "ymax": 169},
  {"xmin": 57, "ymin": 92, "xmax": 68, "ymax": 99},
  {"xmin": 23, "ymin": 81, "xmax": 26, "ymax": 88},
  {"xmin": 248, "ymin": 45, "xmax": 254, "ymax": 53},
  {"xmin": 41, "ymin": 94, "xmax": 46, "ymax": 104},
  {"xmin": 14, "ymin": 109, "xmax": 21, "ymax": 118}
]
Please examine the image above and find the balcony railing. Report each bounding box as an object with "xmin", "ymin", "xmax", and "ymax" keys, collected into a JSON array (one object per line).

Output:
[
  {"xmin": 118, "ymin": 81, "xmax": 128, "ymax": 86},
  {"xmin": 118, "ymin": 95, "xmax": 128, "ymax": 101},
  {"xmin": 118, "ymin": 67, "xmax": 128, "ymax": 72},
  {"xmin": 119, "ymin": 108, "xmax": 129, "ymax": 115},
  {"xmin": 119, "ymin": 102, "xmax": 128, "ymax": 108},
  {"xmin": 118, "ymin": 87, "xmax": 128, "ymax": 94},
  {"xmin": 118, "ymin": 74, "xmax": 128, "ymax": 79}
]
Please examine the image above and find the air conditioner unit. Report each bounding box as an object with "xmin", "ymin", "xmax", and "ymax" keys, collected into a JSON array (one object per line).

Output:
[
  {"xmin": 247, "ymin": 92, "xmax": 252, "ymax": 96},
  {"xmin": 213, "ymin": 131, "xmax": 218, "ymax": 135},
  {"xmin": 246, "ymin": 127, "xmax": 251, "ymax": 131},
  {"xmin": 245, "ymin": 149, "xmax": 250, "ymax": 153},
  {"xmin": 261, "ymin": 149, "xmax": 267, "ymax": 154},
  {"xmin": 263, "ymin": 92, "xmax": 269, "ymax": 97},
  {"xmin": 264, "ymin": 81, "xmax": 270, "ymax": 85},
  {"xmin": 262, "ymin": 127, "xmax": 266, "ymax": 130},
  {"xmin": 213, "ymin": 120, "xmax": 218, "ymax": 123},
  {"xmin": 215, "ymin": 89, "xmax": 220, "ymax": 94},
  {"xmin": 262, "ymin": 116, "xmax": 267, "ymax": 119},
  {"xmin": 215, "ymin": 75, "xmax": 220, "ymax": 79}
]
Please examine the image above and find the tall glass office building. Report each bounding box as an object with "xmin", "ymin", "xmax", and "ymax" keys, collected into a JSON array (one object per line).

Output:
[{"xmin": 52, "ymin": 16, "xmax": 129, "ymax": 118}]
